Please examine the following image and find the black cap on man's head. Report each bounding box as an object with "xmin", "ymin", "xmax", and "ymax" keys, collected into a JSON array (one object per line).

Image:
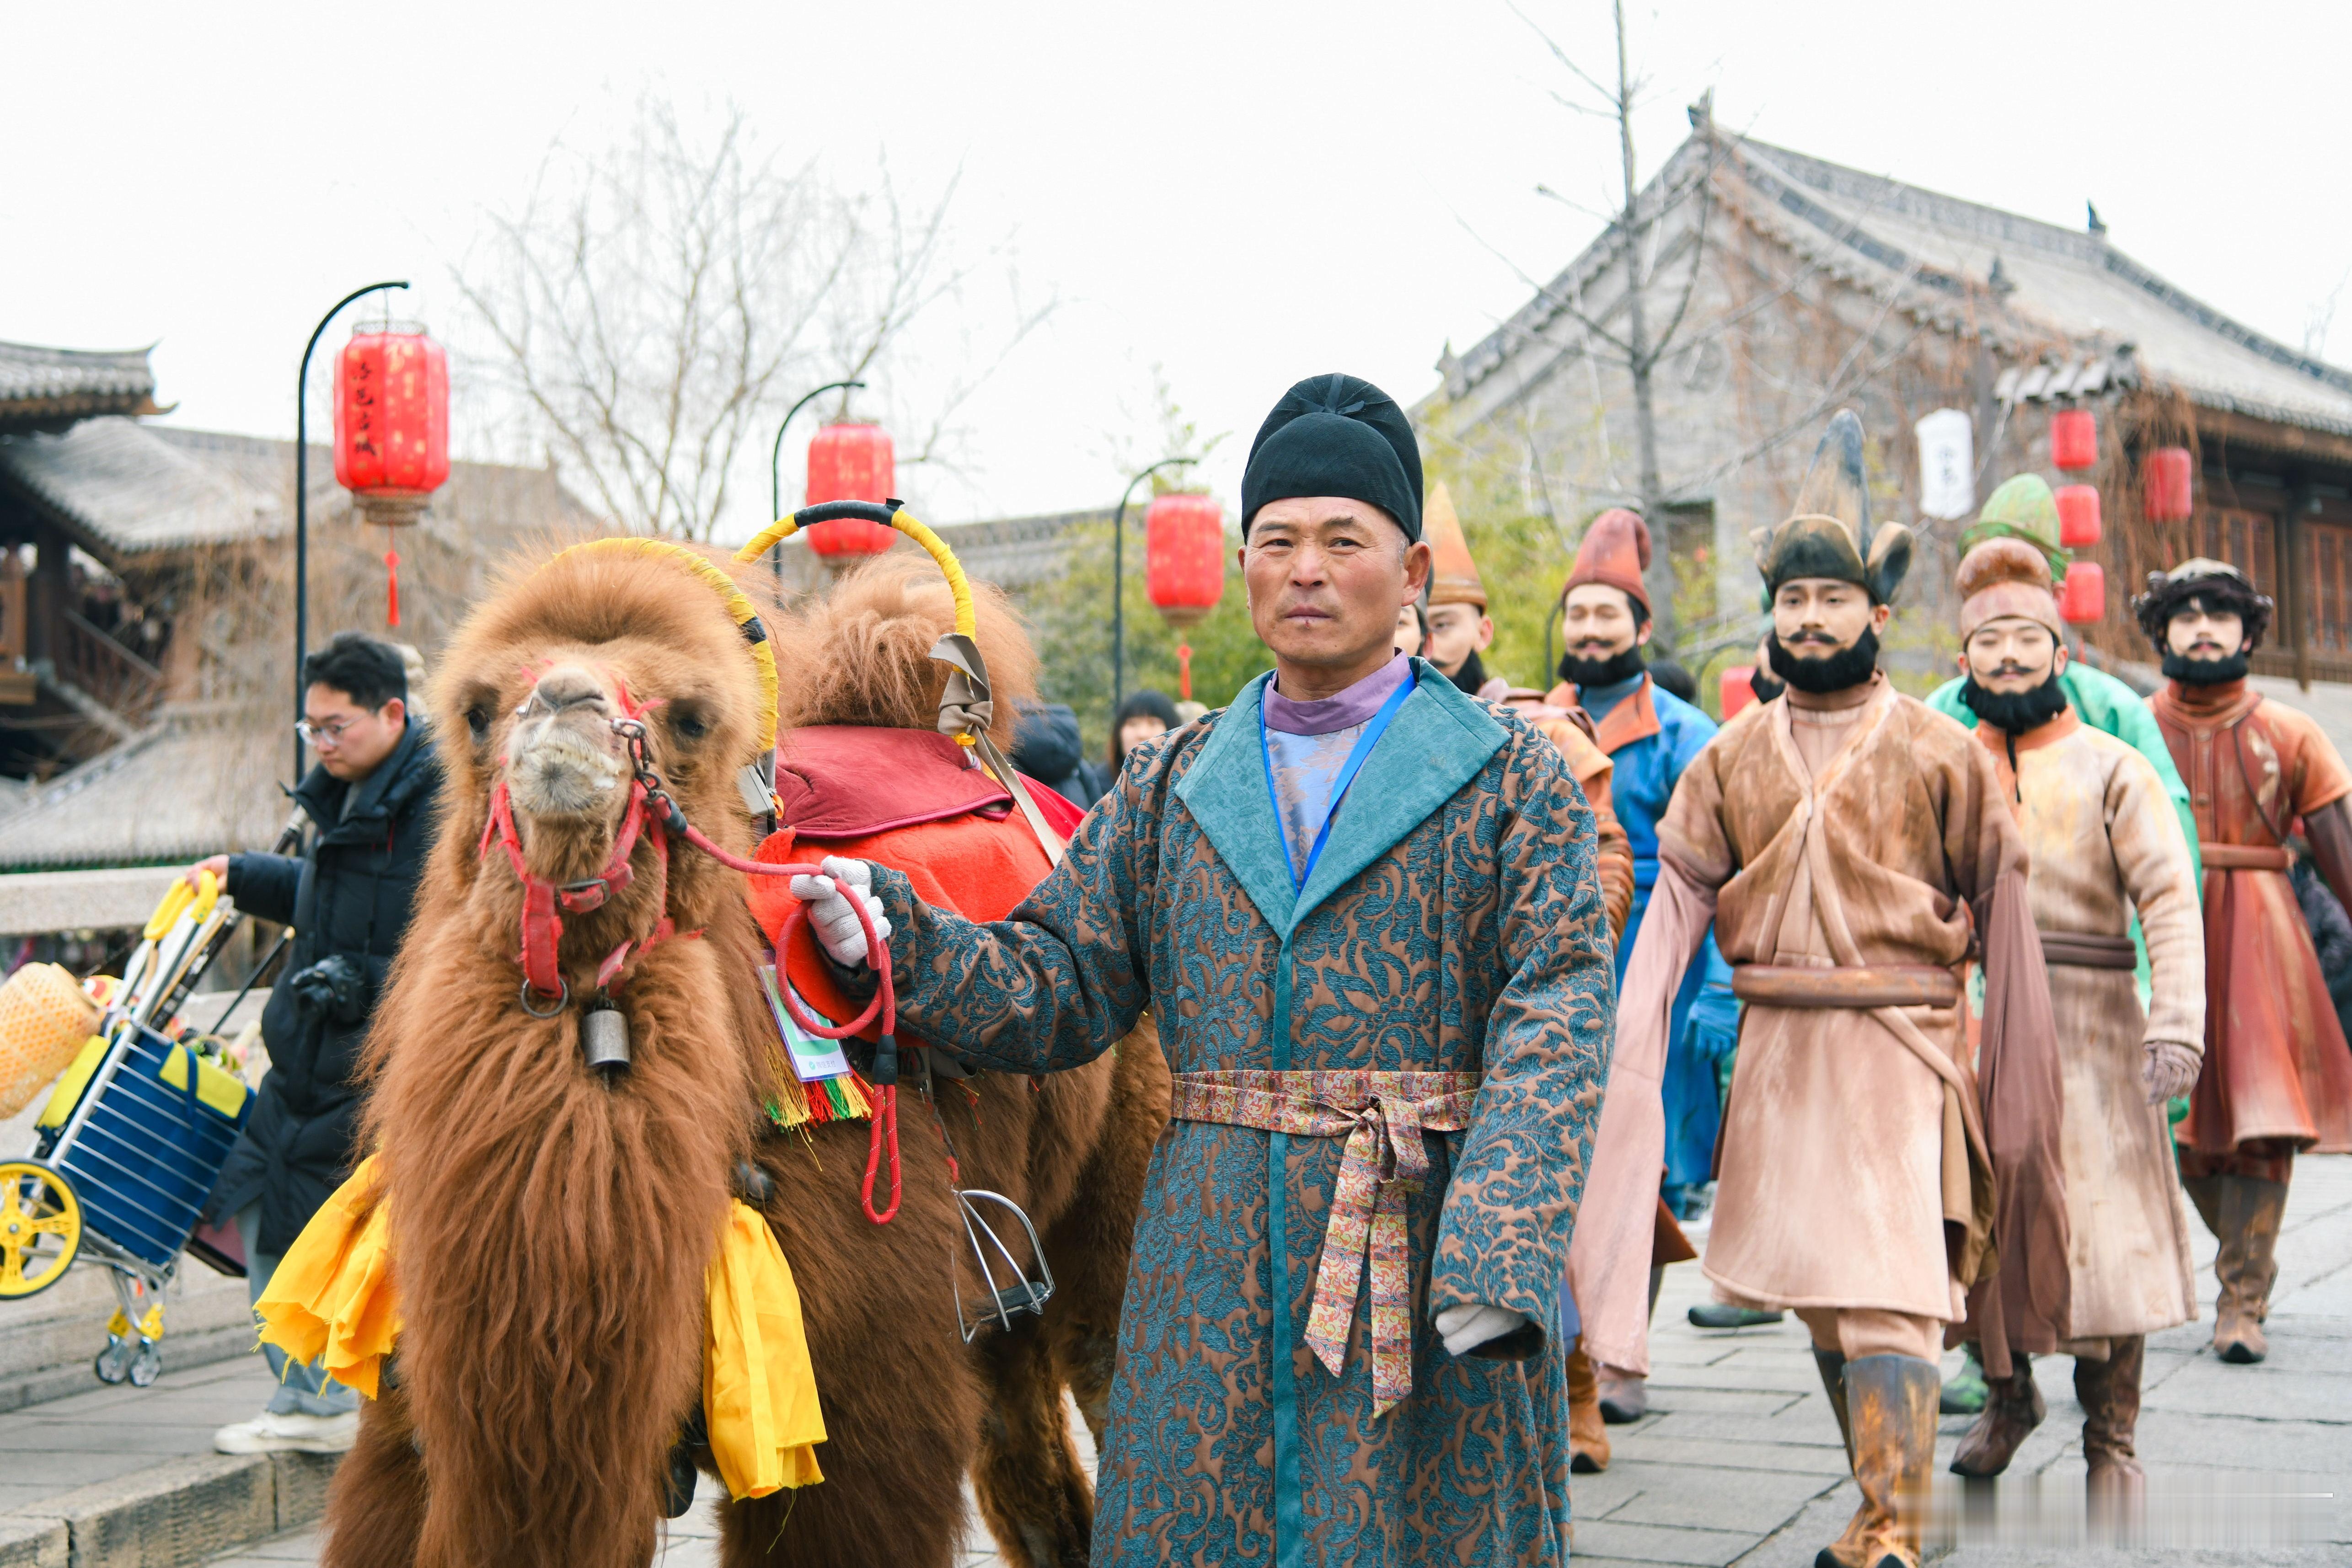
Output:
[{"xmin": 1240, "ymin": 374, "xmax": 1422, "ymax": 542}]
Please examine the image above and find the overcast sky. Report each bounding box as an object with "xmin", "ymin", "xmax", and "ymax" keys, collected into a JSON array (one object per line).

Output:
[{"xmin": 6, "ymin": 1, "xmax": 2345, "ymax": 541}]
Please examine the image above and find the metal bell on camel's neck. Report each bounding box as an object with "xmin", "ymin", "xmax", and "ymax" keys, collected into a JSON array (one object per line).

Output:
[{"xmin": 581, "ymin": 1005, "xmax": 631, "ymax": 1074}]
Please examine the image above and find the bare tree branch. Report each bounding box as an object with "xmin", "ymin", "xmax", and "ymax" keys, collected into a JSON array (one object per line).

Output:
[{"xmin": 453, "ymin": 95, "xmax": 1044, "ymax": 541}]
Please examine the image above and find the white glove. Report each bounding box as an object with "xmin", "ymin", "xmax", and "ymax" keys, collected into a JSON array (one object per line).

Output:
[
  {"xmin": 1436, "ymin": 1302, "xmax": 1529, "ymax": 1357},
  {"xmin": 787, "ymin": 856, "xmax": 891, "ymax": 968}
]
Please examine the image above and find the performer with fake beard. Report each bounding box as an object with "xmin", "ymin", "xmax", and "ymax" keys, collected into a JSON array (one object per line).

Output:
[
  {"xmin": 1570, "ymin": 411, "xmax": 2064, "ymax": 1568},
  {"xmin": 1547, "ymin": 510, "xmax": 1737, "ymax": 1438},
  {"xmin": 1420, "ymin": 482, "xmax": 1504, "ymax": 699},
  {"xmin": 1942, "ymin": 539, "xmax": 2204, "ymax": 1496},
  {"xmin": 1929, "ymin": 475, "xmax": 2200, "ymax": 869},
  {"xmin": 1926, "ymin": 474, "xmax": 2203, "ymax": 1416},
  {"xmin": 2139, "ymin": 560, "xmax": 2352, "ymax": 1364}
]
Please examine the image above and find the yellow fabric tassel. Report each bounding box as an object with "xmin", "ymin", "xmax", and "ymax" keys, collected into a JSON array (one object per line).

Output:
[
  {"xmin": 704, "ymin": 1199, "xmax": 826, "ymax": 1497},
  {"xmin": 254, "ymin": 1154, "xmax": 401, "ymax": 1399}
]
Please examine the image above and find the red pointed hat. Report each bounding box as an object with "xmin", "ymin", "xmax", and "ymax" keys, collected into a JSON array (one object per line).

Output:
[{"xmin": 1565, "ymin": 508, "xmax": 1651, "ymax": 615}]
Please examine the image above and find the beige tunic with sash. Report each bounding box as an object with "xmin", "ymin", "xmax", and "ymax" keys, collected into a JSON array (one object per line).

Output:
[
  {"xmin": 1570, "ymin": 677, "xmax": 2064, "ymax": 1373},
  {"xmin": 1981, "ymin": 712, "xmax": 2204, "ymax": 1343}
]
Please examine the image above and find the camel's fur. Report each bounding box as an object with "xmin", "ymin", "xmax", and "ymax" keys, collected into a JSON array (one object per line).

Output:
[{"xmin": 321, "ymin": 543, "xmax": 1168, "ymax": 1568}]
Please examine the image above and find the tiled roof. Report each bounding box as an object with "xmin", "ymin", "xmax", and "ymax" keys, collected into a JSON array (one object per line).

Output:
[
  {"xmin": 0, "ymin": 419, "xmax": 599, "ymax": 562},
  {"xmin": 0, "ymin": 717, "xmax": 289, "ymax": 872},
  {"xmin": 1449, "ymin": 130, "xmax": 2352, "ymax": 439},
  {"xmin": 0, "ymin": 342, "xmax": 160, "ymax": 431}
]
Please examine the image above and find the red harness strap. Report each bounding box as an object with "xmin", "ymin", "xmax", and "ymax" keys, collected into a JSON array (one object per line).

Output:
[
  {"xmin": 479, "ymin": 702, "xmax": 904, "ymax": 1222},
  {"xmin": 479, "ymin": 776, "xmax": 659, "ymax": 1005}
]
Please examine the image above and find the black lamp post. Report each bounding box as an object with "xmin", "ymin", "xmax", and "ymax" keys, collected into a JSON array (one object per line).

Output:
[
  {"xmin": 769, "ymin": 380, "xmax": 867, "ymax": 594},
  {"xmin": 293, "ymin": 279, "xmax": 407, "ymax": 785},
  {"xmin": 1110, "ymin": 457, "xmax": 1198, "ymax": 720}
]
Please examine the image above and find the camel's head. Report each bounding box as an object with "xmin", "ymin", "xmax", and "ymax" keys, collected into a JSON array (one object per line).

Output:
[
  {"xmin": 772, "ymin": 550, "xmax": 1037, "ymax": 749},
  {"xmin": 432, "ymin": 541, "xmax": 774, "ymax": 893}
]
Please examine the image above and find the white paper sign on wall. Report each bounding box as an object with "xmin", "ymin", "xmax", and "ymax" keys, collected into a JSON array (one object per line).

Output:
[{"xmin": 1916, "ymin": 408, "xmax": 1975, "ymax": 520}]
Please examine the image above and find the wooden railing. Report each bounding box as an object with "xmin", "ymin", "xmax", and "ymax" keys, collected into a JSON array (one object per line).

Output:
[{"xmin": 55, "ymin": 609, "xmax": 163, "ymax": 725}]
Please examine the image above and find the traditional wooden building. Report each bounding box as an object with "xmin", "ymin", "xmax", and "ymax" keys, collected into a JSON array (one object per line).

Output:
[
  {"xmin": 0, "ymin": 337, "xmax": 597, "ymax": 974},
  {"xmin": 1430, "ymin": 106, "xmax": 2352, "ymax": 693}
]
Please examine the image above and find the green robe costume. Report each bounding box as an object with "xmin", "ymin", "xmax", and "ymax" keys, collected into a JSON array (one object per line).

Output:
[{"xmin": 868, "ymin": 660, "xmax": 1616, "ymax": 1567}]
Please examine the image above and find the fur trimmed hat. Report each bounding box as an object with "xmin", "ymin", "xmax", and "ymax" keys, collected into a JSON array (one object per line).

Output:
[
  {"xmin": 1750, "ymin": 410, "xmax": 1912, "ymax": 604},
  {"xmin": 2132, "ymin": 557, "xmax": 2274, "ymax": 651},
  {"xmin": 1957, "ymin": 537, "xmax": 2063, "ymax": 640},
  {"xmin": 1422, "ymin": 482, "xmax": 1486, "ymax": 608},
  {"xmin": 1564, "ymin": 508, "xmax": 1652, "ymax": 618}
]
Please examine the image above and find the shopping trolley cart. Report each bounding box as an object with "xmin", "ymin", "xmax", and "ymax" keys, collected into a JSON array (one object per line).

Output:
[{"xmin": 0, "ymin": 872, "xmax": 256, "ymax": 1385}]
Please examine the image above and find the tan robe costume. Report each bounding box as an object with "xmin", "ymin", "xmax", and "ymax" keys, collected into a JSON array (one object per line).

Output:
[
  {"xmin": 1572, "ymin": 674, "xmax": 2066, "ymax": 1375},
  {"xmin": 1980, "ymin": 711, "xmax": 2205, "ymax": 1343}
]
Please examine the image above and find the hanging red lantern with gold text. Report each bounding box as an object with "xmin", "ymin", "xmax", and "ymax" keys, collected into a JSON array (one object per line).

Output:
[
  {"xmin": 333, "ymin": 329, "xmax": 450, "ymax": 626},
  {"xmin": 1144, "ymin": 492, "xmax": 1226, "ymax": 700},
  {"xmin": 805, "ymin": 424, "xmax": 898, "ymax": 561}
]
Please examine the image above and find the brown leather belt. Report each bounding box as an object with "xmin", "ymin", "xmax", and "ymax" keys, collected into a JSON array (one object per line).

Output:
[
  {"xmin": 2037, "ymin": 930, "xmax": 2138, "ymax": 970},
  {"xmin": 1731, "ymin": 964, "xmax": 1961, "ymax": 1009},
  {"xmin": 2201, "ymin": 844, "xmax": 2292, "ymax": 872}
]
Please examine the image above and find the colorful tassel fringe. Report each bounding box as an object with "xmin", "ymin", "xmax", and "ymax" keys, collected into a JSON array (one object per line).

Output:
[{"xmin": 764, "ymin": 1063, "xmax": 873, "ymax": 1130}]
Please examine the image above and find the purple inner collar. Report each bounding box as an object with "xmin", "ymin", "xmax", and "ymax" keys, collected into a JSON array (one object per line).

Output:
[{"xmin": 1264, "ymin": 653, "xmax": 1413, "ymax": 735}]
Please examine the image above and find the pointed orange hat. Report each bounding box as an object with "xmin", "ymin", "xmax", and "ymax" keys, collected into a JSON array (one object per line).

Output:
[
  {"xmin": 1565, "ymin": 508, "xmax": 1652, "ymax": 616},
  {"xmin": 1423, "ymin": 482, "xmax": 1487, "ymax": 608}
]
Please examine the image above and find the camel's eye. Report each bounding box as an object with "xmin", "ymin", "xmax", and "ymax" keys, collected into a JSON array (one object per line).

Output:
[
  {"xmin": 460, "ymin": 691, "xmax": 495, "ymax": 745},
  {"xmin": 669, "ymin": 703, "xmax": 712, "ymax": 743}
]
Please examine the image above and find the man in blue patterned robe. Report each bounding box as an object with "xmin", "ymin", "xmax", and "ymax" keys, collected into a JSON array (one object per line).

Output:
[{"xmin": 791, "ymin": 375, "xmax": 1616, "ymax": 1566}]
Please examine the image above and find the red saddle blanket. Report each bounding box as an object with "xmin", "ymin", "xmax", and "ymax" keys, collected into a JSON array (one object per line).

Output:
[{"xmin": 745, "ymin": 725, "xmax": 1084, "ymax": 1038}]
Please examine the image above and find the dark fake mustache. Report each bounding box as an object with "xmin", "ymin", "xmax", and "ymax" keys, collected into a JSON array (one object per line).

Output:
[{"xmin": 1766, "ymin": 626, "xmax": 1881, "ymax": 694}]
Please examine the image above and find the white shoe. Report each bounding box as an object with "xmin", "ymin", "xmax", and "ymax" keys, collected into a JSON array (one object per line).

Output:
[{"xmin": 213, "ymin": 1408, "xmax": 359, "ymax": 1455}]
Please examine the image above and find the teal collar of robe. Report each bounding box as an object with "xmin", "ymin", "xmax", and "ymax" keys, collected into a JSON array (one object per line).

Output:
[{"xmin": 1177, "ymin": 656, "xmax": 1509, "ymax": 934}]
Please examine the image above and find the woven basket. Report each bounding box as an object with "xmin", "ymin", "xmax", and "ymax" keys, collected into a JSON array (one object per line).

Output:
[{"xmin": 0, "ymin": 963, "xmax": 101, "ymax": 1119}]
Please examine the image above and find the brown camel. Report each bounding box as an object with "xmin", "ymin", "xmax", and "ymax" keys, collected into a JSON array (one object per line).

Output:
[{"xmin": 322, "ymin": 542, "xmax": 1167, "ymax": 1568}]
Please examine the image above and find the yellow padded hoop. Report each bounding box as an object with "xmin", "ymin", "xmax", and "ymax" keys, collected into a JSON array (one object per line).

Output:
[
  {"xmin": 735, "ymin": 509, "xmax": 977, "ymax": 641},
  {"xmin": 541, "ymin": 538, "xmax": 779, "ymax": 752}
]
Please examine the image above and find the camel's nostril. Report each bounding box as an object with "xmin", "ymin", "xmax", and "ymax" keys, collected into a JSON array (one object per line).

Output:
[{"xmin": 530, "ymin": 666, "xmax": 611, "ymax": 714}]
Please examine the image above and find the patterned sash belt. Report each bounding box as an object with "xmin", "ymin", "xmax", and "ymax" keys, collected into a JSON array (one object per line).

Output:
[{"xmin": 1170, "ymin": 1069, "xmax": 1482, "ymax": 1416}]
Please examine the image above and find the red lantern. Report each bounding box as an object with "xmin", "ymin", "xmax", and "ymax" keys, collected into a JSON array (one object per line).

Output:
[
  {"xmin": 1720, "ymin": 666, "xmax": 1759, "ymax": 720},
  {"xmin": 2144, "ymin": 447, "xmax": 2194, "ymax": 523},
  {"xmin": 2059, "ymin": 560, "xmax": 2106, "ymax": 625},
  {"xmin": 333, "ymin": 330, "xmax": 449, "ymax": 625},
  {"xmin": 1144, "ymin": 493, "xmax": 1226, "ymax": 700},
  {"xmin": 2050, "ymin": 408, "xmax": 2098, "ymax": 472},
  {"xmin": 804, "ymin": 423, "xmax": 898, "ymax": 559},
  {"xmin": 2056, "ymin": 484, "xmax": 2102, "ymax": 548}
]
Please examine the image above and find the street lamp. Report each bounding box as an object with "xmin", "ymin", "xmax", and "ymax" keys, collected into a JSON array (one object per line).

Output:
[
  {"xmin": 295, "ymin": 280, "xmax": 407, "ymax": 786},
  {"xmin": 769, "ymin": 380, "xmax": 867, "ymax": 592},
  {"xmin": 1111, "ymin": 457, "xmax": 1198, "ymax": 718}
]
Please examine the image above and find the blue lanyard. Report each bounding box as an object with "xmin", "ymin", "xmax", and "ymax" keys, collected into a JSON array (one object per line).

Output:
[{"xmin": 1259, "ymin": 671, "xmax": 1416, "ymax": 895}]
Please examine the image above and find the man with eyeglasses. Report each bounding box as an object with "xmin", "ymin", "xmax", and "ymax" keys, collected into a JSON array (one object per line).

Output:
[{"xmin": 189, "ymin": 631, "xmax": 442, "ymax": 1456}]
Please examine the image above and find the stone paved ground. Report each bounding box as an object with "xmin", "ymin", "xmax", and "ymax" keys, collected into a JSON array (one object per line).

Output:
[{"xmin": 149, "ymin": 1154, "xmax": 2351, "ymax": 1565}]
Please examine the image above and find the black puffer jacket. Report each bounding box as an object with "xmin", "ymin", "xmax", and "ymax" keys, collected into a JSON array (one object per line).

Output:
[
  {"xmin": 2293, "ymin": 856, "xmax": 2352, "ymax": 1052},
  {"xmin": 1009, "ymin": 701, "xmax": 1103, "ymax": 809},
  {"xmin": 210, "ymin": 722, "xmax": 441, "ymax": 1253}
]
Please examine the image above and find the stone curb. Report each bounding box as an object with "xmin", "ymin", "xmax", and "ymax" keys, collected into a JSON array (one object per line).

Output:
[
  {"xmin": 1, "ymin": 1451, "xmax": 338, "ymax": 1568},
  {"xmin": 0, "ymin": 1324, "xmax": 256, "ymax": 1418}
]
